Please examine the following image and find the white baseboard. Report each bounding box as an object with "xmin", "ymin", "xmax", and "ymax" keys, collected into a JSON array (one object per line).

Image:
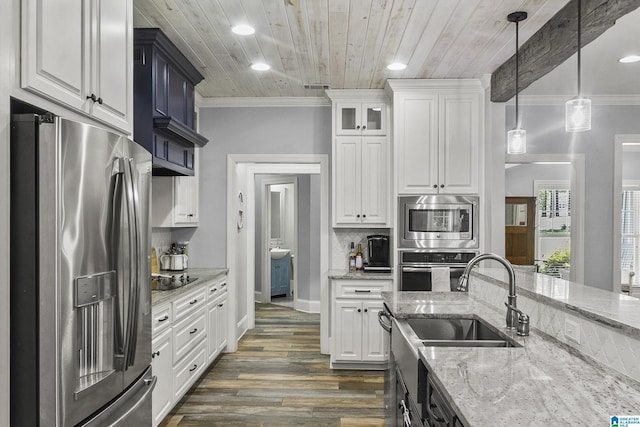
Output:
[
  {"xmin": 295, "ymin": 298, "xmax": 320, "ymax": 313},
  {"xmin": 254, "ymin": 291, "xmax": 262, "ymax": 302},
  {"xmin": 236, "ymin": 315, "xmax": 248, "ymax": 342}
]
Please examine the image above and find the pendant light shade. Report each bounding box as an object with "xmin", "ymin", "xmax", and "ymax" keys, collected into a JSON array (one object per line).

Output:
[
  {"xmin": 507, "ymin": 11, "xmax": 528, "ymax": 154},
  {"xmin": 507, "ymin": 129, "xmax": 527, "ymax": 154},
  {"xmin": 566, "ymin": 0, "xmax": 591, "ymax": 132}
]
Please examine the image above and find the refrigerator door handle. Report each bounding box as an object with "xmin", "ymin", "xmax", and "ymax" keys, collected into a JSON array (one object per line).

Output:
[
  {"xmin": 109, "ymin": 158, "xmax": 127, "ymax": 367},
  {"xmin": 122, "ymin": 158, "xmax": 142, "ymax": 369}
]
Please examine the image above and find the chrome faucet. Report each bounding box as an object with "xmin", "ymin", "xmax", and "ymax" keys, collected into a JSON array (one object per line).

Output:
[{"xmin": 457, "ymin": 253, "xmax": 529, "ymax": 335}]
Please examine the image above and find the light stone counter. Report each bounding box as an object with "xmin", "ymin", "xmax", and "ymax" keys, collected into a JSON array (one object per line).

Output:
[
  {"xmin": 382, "ymin": 277, "xmax": 640, "ymax": 425},
  {"xmin": 328, "ymin": 270, "xmax": 393, "ymax": 280},
  {"xmin": 151, "ymin": 268, "xmax": 228, "ymax": 306},
  {"xmin": 474, "ymin": 267, "xmax": 640, "ymax": 337}
]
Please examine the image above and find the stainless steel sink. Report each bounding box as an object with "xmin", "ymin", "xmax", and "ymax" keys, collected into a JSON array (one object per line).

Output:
[{"xmin": 406, "ymin": 317, "xmax": 521, "ymax": 347}]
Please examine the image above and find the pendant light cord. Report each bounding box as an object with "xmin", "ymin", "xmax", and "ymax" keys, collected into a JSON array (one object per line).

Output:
[
  {"xmin": 577, "ymin": 0, "xmax": 582, "ymax": 97},
  {"xmin": 515, "ymin": 19, "xmax": 519, "ymax": 127}
]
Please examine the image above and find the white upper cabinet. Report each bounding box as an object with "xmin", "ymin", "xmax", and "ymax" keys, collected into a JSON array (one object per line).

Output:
[
  {"xmin": 327, "ymin": 90, "xmax": 390, "ymax": 228},
  {"xmin": 388, "ymin": 80, "xmax": 483, "ymax": 195},
  {"xmin": 336, "ymin": 102, "xmax": 386, "ymax": 136},
  {"xmin": 22, "ymin": 0, "xmax": 132, "ymax": 134}
]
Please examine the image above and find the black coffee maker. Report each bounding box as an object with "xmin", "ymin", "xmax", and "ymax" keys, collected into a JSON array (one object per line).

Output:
[{"xmin": 367, "ymin": 235, "xmax": 390, "ymax": 272}]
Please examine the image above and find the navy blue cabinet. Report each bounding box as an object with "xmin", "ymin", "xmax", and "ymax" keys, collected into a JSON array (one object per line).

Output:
[
  {"xmin": 134, "ymin": 28, "xmax": 208, "ymax": 176},
  {"xmin": 271, "ymin": 254, "xmax": 291, "ymax": 297}
]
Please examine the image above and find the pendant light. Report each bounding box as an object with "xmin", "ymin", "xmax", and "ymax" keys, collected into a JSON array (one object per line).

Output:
[
  {"xmin": 566, "ymin": 0, "xmax": 591, "ymax": 132},
  {"xmin": 507, "ymin": 11, "xmax": 528, "ymax": 154}
]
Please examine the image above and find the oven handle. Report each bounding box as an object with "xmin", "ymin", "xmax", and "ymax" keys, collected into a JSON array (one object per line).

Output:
[
  {"xmin": 377, "ymin": 310, "xmax": 392, "ymax": 333},
  {"xmin": 401, "ymin": 266, "xmax": 466, "ymax": 272}
]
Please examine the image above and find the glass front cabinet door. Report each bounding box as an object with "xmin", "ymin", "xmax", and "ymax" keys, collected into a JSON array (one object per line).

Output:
[{"xmin": 336, "ymin": 103, "xmax": 386, "ymax": 136}]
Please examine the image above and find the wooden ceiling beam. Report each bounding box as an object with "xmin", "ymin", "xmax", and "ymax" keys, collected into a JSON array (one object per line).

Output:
[{"xmin": 491, "ymin": 0, "xmax": 640, "ymax": 102}]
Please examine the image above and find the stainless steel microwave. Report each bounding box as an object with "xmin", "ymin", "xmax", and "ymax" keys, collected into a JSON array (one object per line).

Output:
[{"xmin": 398, "ymin": 195, "xmax": 479, "ymax": 249}]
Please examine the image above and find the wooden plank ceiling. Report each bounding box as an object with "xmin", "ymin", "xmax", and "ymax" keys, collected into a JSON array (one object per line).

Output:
[{"xmin": 133, "ymin": 0, "xmax": 570, "ymax": 98}]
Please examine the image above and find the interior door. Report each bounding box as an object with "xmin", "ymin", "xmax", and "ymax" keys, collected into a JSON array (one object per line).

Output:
[{"xmin": 505, "ymin": 197, "xmax": 536, "ymax": 265}]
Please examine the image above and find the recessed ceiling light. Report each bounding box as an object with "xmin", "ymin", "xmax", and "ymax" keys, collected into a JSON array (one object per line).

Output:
[
  {"xmin": 619, "ymin": 55, "xmax": 640, "ymax": 63},
  {"xmin": 387, "ymin": 62, "xmax": 407, "ymax": 71},
  {"xmin": 251, "ymin": 62, "xmax": 270, "ymax": 71},
  {"xmin": 232, "ymin": 24, "xmax": 255, "ymax": 35}
]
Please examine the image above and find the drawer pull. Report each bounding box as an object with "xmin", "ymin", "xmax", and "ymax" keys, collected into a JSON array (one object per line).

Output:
[
  {"xmin": 210, "ymin": 288, "xmax": 217, "ymax": 293},
  {"xmin": 354, "ymin": 289, "xmax": 372, "ymax": 293},
  {"xmin": 189, "ymin": 328, "xmax": 198, "ymax": 335},
  {"xmin": 189, "ymin": 364, "xmax": 197, "ymax": 372},
  {"xmin": 152, "ymin": 350, "xmax": 160, "ymax": 358},
  {"xmin": 220, "ymin": 283, "xmax": 227, "ymax": 288},
  {"xmin": 189, "ymin": 299, "xmax": 198, "ymax": 305},
  {"xmin": 218, "ymin": 303, "xmax": 224, "ymax": 307},
  {"xmin": 157, "ymin": 315, "xmax": 169, "ymax": 322}
]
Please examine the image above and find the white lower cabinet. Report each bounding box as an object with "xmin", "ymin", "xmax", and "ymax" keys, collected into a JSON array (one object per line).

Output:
[
  {"xmin": 207, "ymin": 281, "xmax": 228, "ymax": 362},
  {"xmin": 151, "ymin": 274, "xmax": 228, "ymax": 427},
  {"xmin": 151, "ymin": 329, "xmax": 173, "ymax": 426},
  {"xmin": 331, "ymin": 280, "xmax": 391, "ymax": 368}
]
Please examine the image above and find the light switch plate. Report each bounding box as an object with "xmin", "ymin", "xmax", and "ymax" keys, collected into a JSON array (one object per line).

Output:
[{"xmin": 565, "ymin": 318, "xmax": 580, "ymax": 344}]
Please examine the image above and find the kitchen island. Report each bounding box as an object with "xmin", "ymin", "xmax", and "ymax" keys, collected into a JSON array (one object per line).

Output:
[{"xmin": 383, "ymin": 268, "xmax": 640, "ymax": 426}]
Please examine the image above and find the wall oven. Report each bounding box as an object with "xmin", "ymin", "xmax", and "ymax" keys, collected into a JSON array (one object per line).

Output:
[
  {"xmin": 398, "ymin": 195, "xmax": 479, "ymax": 249},
  {"xmin": 399, "ymin": 251, "xmax": 477, "ymax": 291}
]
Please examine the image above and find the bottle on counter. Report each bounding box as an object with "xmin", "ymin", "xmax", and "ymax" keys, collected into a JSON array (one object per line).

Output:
[
  {"xmin": 348, "ymin": 242, "xmax": 357, "ymax": 272},
  {"xmin": 355, "ymin": 243, "xmax": 364, "ymax": 271}
]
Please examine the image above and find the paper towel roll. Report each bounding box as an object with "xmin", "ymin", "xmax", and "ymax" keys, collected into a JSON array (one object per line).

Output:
[{"xmin": 431, "ymin": 266, "xmax": 451, "ymax": 292}]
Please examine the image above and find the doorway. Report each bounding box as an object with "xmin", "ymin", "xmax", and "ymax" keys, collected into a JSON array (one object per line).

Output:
[
  {"xmin": 226, "ymin": 154, "xmax": 330, "ymax": 354},
  {"xmin": 504, "ymin": 153, "xmax": 584, "ymax": 283},
  {"xmin": 259, "ymin": 177, "xmax": 298, "ymax": 308},
  {"xmin": 505, "ymin": 196, "xmax": 536, "ymax": 265}
]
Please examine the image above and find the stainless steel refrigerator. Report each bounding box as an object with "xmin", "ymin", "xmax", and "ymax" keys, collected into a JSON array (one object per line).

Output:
[{"xmin": 10, "ymin": 113, "xmax": 156, "ymax": 426}]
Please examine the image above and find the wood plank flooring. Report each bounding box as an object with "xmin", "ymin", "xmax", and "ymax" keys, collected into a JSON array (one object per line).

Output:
[{"xmin": 159, "ymin": 303, "xmax": 386, "ymax": 426}]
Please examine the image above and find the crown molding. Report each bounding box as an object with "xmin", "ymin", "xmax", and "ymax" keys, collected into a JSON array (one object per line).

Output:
[
  {"xmin": 196, "ymin": 96, "xmax": 330, "ymax": 108},
  {"xmin": 505, "ymin": 94, "xmax": 640, "ymax": 106}
]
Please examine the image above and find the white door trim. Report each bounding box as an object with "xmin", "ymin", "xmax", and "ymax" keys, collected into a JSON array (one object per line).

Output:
[{"xmin": 227, "ymin": 154, "xmax": 330, "ymax": 354}]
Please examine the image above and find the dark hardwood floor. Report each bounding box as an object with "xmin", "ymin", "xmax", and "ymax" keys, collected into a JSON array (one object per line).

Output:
[{"xmin": 159, "ymin": 303, "xmax": 386, "ymax": 426}]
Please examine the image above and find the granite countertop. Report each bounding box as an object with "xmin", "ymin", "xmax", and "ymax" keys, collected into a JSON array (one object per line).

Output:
[
  {"xmin": 151, "ymin": 268, "xmax": 228, "ymax": 306},
  {"xmin": 328, "ymin": 269, "xmax": 393, "ymax": 280},
  {"xmin": 474, "ymin": 267, "xmax": 640, "ymax": 338},
  {"xmin": 382, "ymin": 291, "xmax": 640, "ymax": 425}
]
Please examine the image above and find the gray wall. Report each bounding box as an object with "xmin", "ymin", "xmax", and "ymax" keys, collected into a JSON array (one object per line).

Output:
[
  {"xmin": 506, "ymin": 104, "xmax": 640, "ymax": 290},
  {"xmin": 185, "ymin": 106, "xmax": 331, "ymax": 269},
  {"xmin": 505, "ymin": 164, "xmax": 572, "ymax": 196}
]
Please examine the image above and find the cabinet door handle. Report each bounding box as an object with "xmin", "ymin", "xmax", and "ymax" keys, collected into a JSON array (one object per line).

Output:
[
  {"xmin": 433, "ymin": 184, "xmax": 438, "ymax": 188},
  {"xmin": 218, "ymin": 303, "xmax": 224, "ymax": 307},
  {"xmin": 362, "ymin": 125, "xmax": 366, "ymax": 130},
  {"xmin": 362, "ymin": 214, "xmax": 366, "ymax": 218},
  {"xmin": 357, "ymin": 308, "xmax": 362, "ymax": 313},
  {"xmin": 152, "ymin": 350, "xmax": 160, "ymax": 358},
  {"xmin": 440, "ymin": 184, "xmax": 445, "ymax": 188},
  {"xmin": 190, "ymin": 299, "xmax": 198, "ymax": 305},
  {"xmin": 86, "ymin": 93, "xmax": 97, "ymax": 102},
  {"xmin": 97, "ymin": 97, "xmax": 103, "ymax": 105},
  {"xmin": 354, "ymin": 289, "xmax": 371, "ymax": 293},
  {"xmin": 356, "ymin": 214, "xmax": 360, "ymax": 218},
  {"xmin": 364, "ymin": 308, "xmax": 368, "ymax": 313},
  {"xmin": 356, "ymin": 125, "xmax": 361, "ymax": 130},
  {"xmin": 157, "ymin": 315, "xmax": 169, "ymax": 322},
  {"xmin": 189, "ymin": 328, "xmax": 198, "ymax": 335},
  {"xmin": 188, "ymin": 214, "xmax": 194, "ymax": 217},
  {"xmin": 189, "ymin": 364, "xmax": 198, "ymax": 372}
]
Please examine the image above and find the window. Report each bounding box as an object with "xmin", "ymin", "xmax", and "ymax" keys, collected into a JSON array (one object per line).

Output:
[
  {"xmin": 534, "ymin": 181, "xmax": 571, "ymax": 278},
  {"xmin": 621, "ymin": 189, "xmax": 640, "ymax": 285}
]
